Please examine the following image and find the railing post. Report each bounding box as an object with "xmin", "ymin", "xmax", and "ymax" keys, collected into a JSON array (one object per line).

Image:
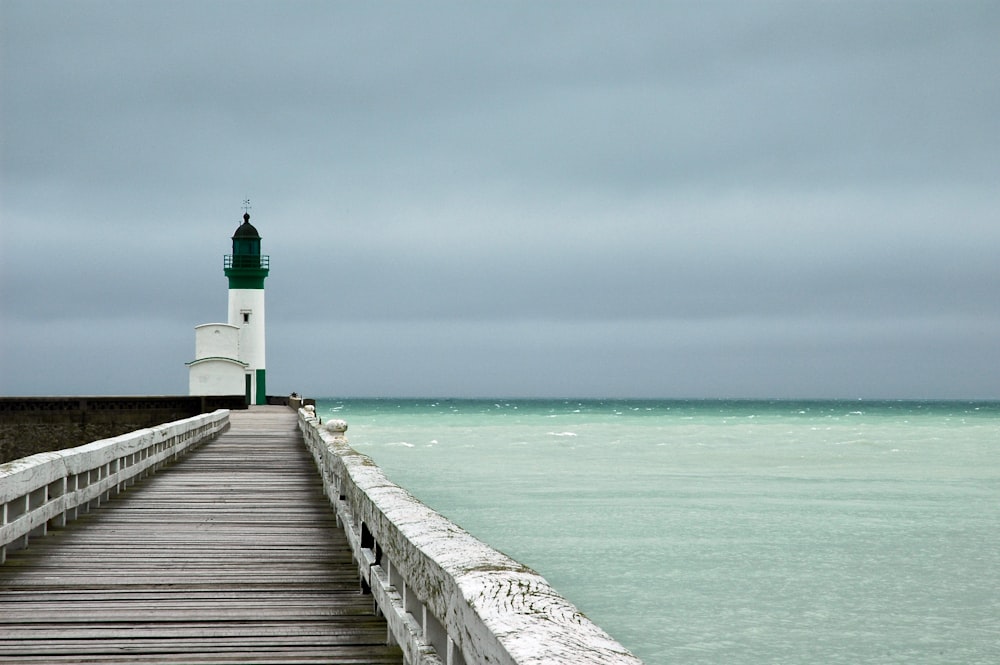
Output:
[
  {"xmin": 324, "ymin": 418, "xmax": 348, "ymax": 440},
  {"xmin": 50, "ymin": 477, "xmax": 68, "ymax": 528},
  {"xmin": 1, "ymin": 501, "xmax": 7, "ymax": 564}
]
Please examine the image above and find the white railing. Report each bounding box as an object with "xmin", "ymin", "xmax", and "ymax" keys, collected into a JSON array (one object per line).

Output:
[
  {"xmin": 299, "ymin": 408, "xmax": 643, "ymax": 665},
  {"xmin": 0, "ymin": 410, "xmax": 229, "ymax": 564}
]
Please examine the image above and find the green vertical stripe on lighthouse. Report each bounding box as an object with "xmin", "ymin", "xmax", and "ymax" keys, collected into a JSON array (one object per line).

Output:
[{"xmin": 255, "ymin": 368, "xmax": 267, "ymax": 405}]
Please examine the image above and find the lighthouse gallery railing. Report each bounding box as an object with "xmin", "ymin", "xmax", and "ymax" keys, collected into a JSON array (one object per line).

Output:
[{"xmin": 224, "ymin": 254, "xmax": 270, "ymax": 270}]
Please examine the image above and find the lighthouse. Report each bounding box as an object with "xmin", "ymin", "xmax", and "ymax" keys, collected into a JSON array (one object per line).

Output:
[
  {"xmin": 225, "ymin": 211, "xmax": 269, "ymax": 404},
  {"xmin": 187, "ymin": 208, "xmax": 270, "ymax": 405}
]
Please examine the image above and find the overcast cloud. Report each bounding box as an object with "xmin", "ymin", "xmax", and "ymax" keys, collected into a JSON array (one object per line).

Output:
[{"xmin": 2, "ymin": 0, "xmax": 998, "ymax": 399}]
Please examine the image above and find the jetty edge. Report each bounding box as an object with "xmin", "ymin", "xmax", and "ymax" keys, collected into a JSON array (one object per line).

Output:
[
  {"xmin": 299, "ymin": 406, "xmax": 643, "ymax": 665},
  {"xmin": 1, "ymin": 404, "xmax": 643, "ymax": 664}
]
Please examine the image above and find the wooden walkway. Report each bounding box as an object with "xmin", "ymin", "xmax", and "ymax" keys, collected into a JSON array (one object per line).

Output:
[{"xmin": 0, "ymin": 407, "xmax": 402, "ymax": 664}]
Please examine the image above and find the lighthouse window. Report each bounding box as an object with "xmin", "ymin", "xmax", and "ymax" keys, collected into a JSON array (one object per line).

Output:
[{"xmin": 242, "ymin": 312, "xmax": 250, "ymax": 324}]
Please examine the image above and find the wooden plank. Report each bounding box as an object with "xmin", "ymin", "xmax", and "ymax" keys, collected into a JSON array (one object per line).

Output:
[
  {"xmin": 0, "ymin": 620, "xmax": 386, "ymax": 638},
  {"xmin": 0, "ymin": 649, "xmax": 403, "ymax": 665},
  {"xmin": 0, "ymin": 407, "xmax": 402, "ymax": 664}
]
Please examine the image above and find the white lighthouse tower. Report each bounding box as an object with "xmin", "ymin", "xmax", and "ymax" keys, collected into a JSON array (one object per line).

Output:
[
  {"xmin": 224, "ymin": 211, "xmax": 269, "ymax": 404},
  {"xmin": 187, "ymin": 208, "xmax": 270, "ymax": 405}
]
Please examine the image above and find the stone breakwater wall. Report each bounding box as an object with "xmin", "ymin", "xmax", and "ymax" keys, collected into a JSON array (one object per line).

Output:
[
  {"xmin": 299, "ymin": 408, "xmax": 643, "ymax": 665},
  {"xmin": 0, "ymin": 396, "xmax": 245, "ymax": 464}
]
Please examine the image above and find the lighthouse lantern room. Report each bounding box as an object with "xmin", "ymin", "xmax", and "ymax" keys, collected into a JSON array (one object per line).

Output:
[{"xmin": 187, "ymin": 208, "xmax": 270, "ymax": 405}]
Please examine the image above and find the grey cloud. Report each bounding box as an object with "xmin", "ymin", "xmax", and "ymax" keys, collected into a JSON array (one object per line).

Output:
[{"xmin": 2, "ymin": 1, "xmax": 999, "ymax": 398}]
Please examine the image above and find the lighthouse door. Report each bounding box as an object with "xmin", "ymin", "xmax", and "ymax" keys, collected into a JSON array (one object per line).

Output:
[{"xmin": 244, "ymin": 375, "xmax": 252, "ymax": 406}]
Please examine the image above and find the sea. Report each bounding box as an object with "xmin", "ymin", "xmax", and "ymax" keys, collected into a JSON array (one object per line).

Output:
[{"xmin": 314, "ymin": 398, "xmax": 999, "ymax": 665}]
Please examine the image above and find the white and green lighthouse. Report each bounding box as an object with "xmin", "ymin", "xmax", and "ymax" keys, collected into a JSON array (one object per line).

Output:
[
  {"xmin": 225, "ymin": 211, "xmax": 269, "ymax": 404},
  {"xmin": 187, "ymin": 208, "xmax": 270, "ymax": 405}
]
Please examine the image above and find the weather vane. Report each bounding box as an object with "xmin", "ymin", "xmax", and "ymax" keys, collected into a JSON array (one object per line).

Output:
[{"xmin": 242, "ymin": 198, "xmax": 252, "ymax": 214}]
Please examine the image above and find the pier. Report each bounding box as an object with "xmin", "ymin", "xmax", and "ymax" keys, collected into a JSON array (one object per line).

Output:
[{"xmin": 1, "ymin": 405, "xmax": 642, "ymax": 664}]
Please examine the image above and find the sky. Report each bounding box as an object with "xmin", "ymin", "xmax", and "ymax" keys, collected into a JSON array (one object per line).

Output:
[{"xmin": 1, "ymin": 0, "xmax": 998, "ymax": 399}]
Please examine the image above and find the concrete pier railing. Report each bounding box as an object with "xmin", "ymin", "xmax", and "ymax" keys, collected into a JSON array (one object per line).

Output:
[
  {"xmin": 298, "ymin": 408, "xmax": 643, "ymax": 665},
  {"xmin": 0, "ymin": 410, "xmax": 229, "ymax": 564}
]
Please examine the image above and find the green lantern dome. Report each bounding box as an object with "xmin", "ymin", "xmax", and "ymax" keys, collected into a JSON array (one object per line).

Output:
[
  {"xmin": 233, "ymin": 213, "xmax": 261, "ymax": 239},
  {"xmin": 224, "ymin": 212, "xmax": 270, "ymax": 288}
]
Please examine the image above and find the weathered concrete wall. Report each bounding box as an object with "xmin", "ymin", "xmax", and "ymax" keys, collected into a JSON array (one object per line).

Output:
[
  {"xmin": 286, "ymin": 395, "xmax": 315, "ymax": 410},
  {"xmin": 0, "ymin": 396, "xmax": 245, "ymax": 464},
  {"xmin": 298, "ymin": 408, "xmax": 643, "ymax": 665}
]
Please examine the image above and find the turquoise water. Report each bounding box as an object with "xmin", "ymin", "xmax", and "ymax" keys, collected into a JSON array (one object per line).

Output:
[{"xmin": 315, "ymin": 399, "xmax": 1000, "ymax": 664}]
